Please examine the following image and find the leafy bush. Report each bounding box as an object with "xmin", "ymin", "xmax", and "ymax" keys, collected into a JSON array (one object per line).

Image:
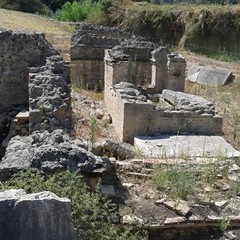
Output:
[
  {"xmin": 1, "ymin": 169, "xmax": 147, "ymax": 240},
  {"xmin": 55, "ymin": 0, "xmax": 102, "ymax": 22},
  {"xmin": 152, "ymin": 165, "xmax": 194, "ymax": 200}
]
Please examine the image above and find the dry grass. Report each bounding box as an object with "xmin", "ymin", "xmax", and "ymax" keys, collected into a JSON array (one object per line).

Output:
[
  {"xmin": 181, "ymin": 49, "xmax": 240, "ymax": 151},
  {"xmin": 0, "ymin": 8, "xmax": 74, "ymax": 60}
]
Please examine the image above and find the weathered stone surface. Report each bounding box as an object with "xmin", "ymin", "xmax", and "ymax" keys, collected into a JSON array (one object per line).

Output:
[
  {"xmin": 103, "ymin": 139, "xmax": 135, "ymax": 159},
  {"xmin": 29, "ymin": 55, "xmax": 72, "ymax": 134},
  {"xmin": 134, "ymin": 135, "xmax": 240, "ymax": 159},
  {"xmin": 0, "ymin": 129, "xmax": 111, "ymax": 179},
  {"xmin": 187, "ymin": 64, "xmax": 233, "ymax": 87},
  {"xmin": 0, "ymin": 189, "xmax": 76, "ymax": 240},
  {"xmin": 163, "ymin": 201, "xmax": 190, "ymax": 217},
  {"xmin": 0, "ymin": 29, "xmax": 57, "ymax": 110},
  {"xmin": 164, "ymin": 217, "xmax": 186, "ymax": 225},
  {"xmin": 161, "ymin": 89, "xmax": 215, "ymax": 114},
  {"xmin": 122, "ymin": 214, "xmax": 144, "ymax": 225}
]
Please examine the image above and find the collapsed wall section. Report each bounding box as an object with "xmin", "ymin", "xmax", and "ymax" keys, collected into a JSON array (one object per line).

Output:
[{"xmin": 29, "ymin": 55, "xmax": 72, "ymax": 134}]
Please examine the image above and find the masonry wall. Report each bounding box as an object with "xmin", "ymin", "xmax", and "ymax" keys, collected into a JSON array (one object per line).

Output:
[
  {"xmin": 0, "ymin": 29, "xmax": 57, "ymax": 110},
  {"xmin": 29, "ymin": 55, "xmax": 73, "ymax": 134},
  {"xmin": 0, "ymin": 29, "xmax": 73, "ymax": 153},
  {"xmin": 70, "ymin": 24, "xmax": 157, "ymax": 89},
  {"xmin": 123, "ymin": 103, "xmax": 223, "ymax": 143},
  {"xmin": 106, "ymin": 89, "xmax": 223, "ymax": 143},
  {"xmin": 104, "ymin": 48, "xmax": 222, "ymax": 143}
]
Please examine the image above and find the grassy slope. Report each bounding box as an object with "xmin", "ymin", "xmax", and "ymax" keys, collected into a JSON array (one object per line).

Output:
[{"xmin": 0, "ymin": 8, "xmax": 74, "ymax": 59}]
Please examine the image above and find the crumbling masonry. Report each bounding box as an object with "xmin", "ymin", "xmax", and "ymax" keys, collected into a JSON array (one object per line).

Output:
[
  {"xmin": 70, "ymin": 23, "xmax": 157, "ymax": 90},
  {"xmin": 0, "ymin": 29, "xmax": 72, "ymax": 154},
  {"xmin": 70, "ymin": 24, "xmax": 223, "ymax": 143},
  {"xmin": 104, "ymin": 48, "xmax": 222, "ymax": 143}
]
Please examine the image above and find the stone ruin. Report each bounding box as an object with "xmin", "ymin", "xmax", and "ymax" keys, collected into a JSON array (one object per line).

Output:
[
  {"xmin": 70, "ymin": 23, "xmax": 157, "ymax": 90},
  {"xmin": 104, "ymin": 47, "xmax": 222, "ymax": 143},
  {"xmin": 0, "ymin": 189, "xmax": 76, "ymax": 240},
  {"xmin": 0, "ymin": 29, "xmax": 73, "ymax": 157},
  {"xmin": 70, "ymin": 24, "xmax": 224, "ymax": 143},
  {"xmin": 0, "ymin": 28, "xmax": 114, "ymax": 239}
]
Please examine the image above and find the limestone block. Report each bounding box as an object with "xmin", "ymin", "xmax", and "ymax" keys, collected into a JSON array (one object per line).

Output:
[
  {"xmin": 187, "ymin": 64, "xmax": 233, "ymax": 87},
  {"xmin": 0, "ymin": 189, "xmax": 76, "ymax": 240}
]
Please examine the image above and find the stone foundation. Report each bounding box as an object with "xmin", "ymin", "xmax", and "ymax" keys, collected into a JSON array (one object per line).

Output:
[{"xmin": 104, "ymin": 48, "xmax": 222, "ymax": 143}]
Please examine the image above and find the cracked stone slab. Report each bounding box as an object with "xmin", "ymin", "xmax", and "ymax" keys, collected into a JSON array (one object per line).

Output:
[
  {"xmin": 134, "ymin": 135, "xmax": 240, "ymax": 159},
  {"xmin": 163, "ymin": 201, "xmax": 190, "ymax": 217},
  {"xmin": 164, "ymin": 217, "xmax": 186, "ymax": 225},
  {"xmin": 187, "ymin": 64, "xmax": 233, "ymax": 87}
]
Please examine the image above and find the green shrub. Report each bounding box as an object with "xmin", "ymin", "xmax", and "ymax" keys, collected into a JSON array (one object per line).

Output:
[
  {"xmin": 152, "ymin": 165, "xmax": 194, "ymax": 200},
  {"xmin": 1, "ymin": 169, "xmax": 147, "ymax": 240},
  {"xmin": 42, "ymin": 0, "xmax": 74, "ymax": 11},
  {"xmin": 55, "ymin": 0, "xmax": 102, "ymax": 22}
]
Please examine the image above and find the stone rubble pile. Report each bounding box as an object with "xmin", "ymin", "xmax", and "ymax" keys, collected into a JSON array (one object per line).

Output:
[{"xmin": 0, "ymin": 129, "xmax": 113, "ymax": 180}]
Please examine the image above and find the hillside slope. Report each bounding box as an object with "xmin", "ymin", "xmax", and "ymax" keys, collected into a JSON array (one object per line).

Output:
[{"xmin": 0, "ymin": 8, "xmax": 74, "ymax": 58}]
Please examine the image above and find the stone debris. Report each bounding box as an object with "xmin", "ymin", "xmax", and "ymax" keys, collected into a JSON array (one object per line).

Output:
[
  {"xmin": 122, "ymin": 214, "xmax": 144, "ymax": 225},
  {"xmin": 214, "ymin": 180, "xmax": 231, "ymax": 191},
  {"xmin": 164, "ymin": 217, "xmax": 186, "ymax": 225},
  {"xmin": 187, "ymin": 64, "xmax": 233, "ymax": 87},
  {"xmin": 0, "ymin": 129, "xmax": 113, "ymax": 180},
  {"xmin": 214, "ymin": 200, "xmax": 229, "ymax": 212},
  {"xmin": 163, "ymin": 201, "xmax": 191, "ymax": 217},
  {"xmin": 0, "ymin": 189, "xmax": 76, "ymax": 240}
]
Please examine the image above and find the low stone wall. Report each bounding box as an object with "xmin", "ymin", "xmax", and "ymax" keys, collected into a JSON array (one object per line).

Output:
[{"xmin": 105, "ymin": 82, "xmax": 222, "ymax": 143}]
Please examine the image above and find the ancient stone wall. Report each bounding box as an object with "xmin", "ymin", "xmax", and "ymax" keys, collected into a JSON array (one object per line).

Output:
[
  {"xmin": 106, "ymin": 83, "xmax": 222, "ymax": 143},
  {"xmin": 29, "ymin": 55, "xmax": 72, "ymax": 134},
  {"xmin": 0, "ymin": 29, "xmax": 72, "ymax": 153},
  {"xmin": 0, "ymin": 29, "xmax": 57, "ymax": 110},
  {"xmin": 70, "ymin": 24, "xmax": 156, "ymax": 89},
  {"xmin": 104, "ymin": 49, "xmax": 221, "ymax": 143},
  {"xmin": 104, "ymin": 47, "xmax": 186, "ymax": 95}
]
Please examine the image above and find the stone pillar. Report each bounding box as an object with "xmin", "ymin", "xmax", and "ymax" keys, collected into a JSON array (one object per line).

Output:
[
  {"xmin": 104, "ymin": 49, "xmax": 131, "ymax": 87},
  {"xmin": 166, "ymin": 53, "xmax": 186, "ymax": 92},
  {"xmin": 150, "ymin": 47, "xmax": 169, "ymax": 93}
]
